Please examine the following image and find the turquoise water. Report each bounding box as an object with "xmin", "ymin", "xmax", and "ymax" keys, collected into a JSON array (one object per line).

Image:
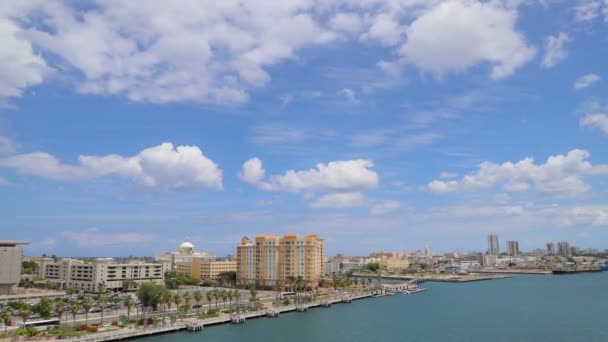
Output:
[{"xmin": 140, "ymin": 273, "xmax": 608, "ymax": 342}]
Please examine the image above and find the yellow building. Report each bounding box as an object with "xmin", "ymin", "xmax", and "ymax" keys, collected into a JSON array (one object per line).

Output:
[
  {"xmin": 378, "ymin": 256, "xmax": 410, "ymax": 272},
  {"xmin": 176, "ymin": 259, "xmax": 237, "ymax": 282},
  {"xmin": 237, "ymin": 234, "xmax": 324, "ymax": 290}
]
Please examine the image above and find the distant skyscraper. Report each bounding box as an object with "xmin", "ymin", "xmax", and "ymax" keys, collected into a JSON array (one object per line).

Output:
[
  {"xmin": 546, "ymin": 242, "xmax": 555, "ymax": 255},
  {"xmin": 557, "ymin": 241, "xmax": 571, "ymax": 256},
  {"xmin": 487, "ymin": 233, "xmax": 500, "ymax": 255},
  {"xmin": 0, "ymin": 241, "xmax": 28, "ymax": 295},
  {"xmin": 425, "ymin": 244, "xmax": 432, "ymax": 258},
  {"xmin": 507, "ymin": 241, "xmax": 520, "ymax": 256}
]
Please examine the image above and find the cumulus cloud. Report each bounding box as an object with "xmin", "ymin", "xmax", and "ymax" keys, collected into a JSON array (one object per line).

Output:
[
  {"xmin": 398, "ymin": 0, "xmax": 535, "ymax": 80},
  {"xmin": 0, "ymin": 142, "xmax": 223, "ymax": 190},
  {"xmin": 310, "ymin": 192, "xmax": 365, "ymax": 208},
  {"xmin": 574, "ymin": 73, "xmax": 601, "ymax": 90},
  {"xmin": 0, "ymin": 18, "xmax": 47, "ymax": 106},
  {"xmin": 339, "ymin": 88, "xmax": 360, "ymax": 104},
  {"xmin": 0, "ymin": 0, "xmax": 537, "ymax": 105},
  {"xmin": 574, "ymin": 1, "xmax": 602, "ymax": 22},
  {"xmin": 541, "ymin": 33, "xmax": 571, "ymax": 68},
  {"xmin": 427, "ymin": 149, "xmax": 608, "ymax": 196},
  {"xmin": 240, "ymin": 157, "xmax": 379, "ymax": 193}
]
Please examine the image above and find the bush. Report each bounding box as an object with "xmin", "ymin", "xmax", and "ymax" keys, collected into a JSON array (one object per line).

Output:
[
  {"xmin": 147, "ymin": 317, "xmax": 154, "ymax": 325},
  {"xmin": 137, "ymin": 318, "xmax": 144, "ymax": 326},
  {"xmin": 86, "ymin": 326, "xmax": 98, "ymax": 333},
  {"xmin": 281, "ymin": 298, "xmax": 290, "ymax": 306},
  {"xmin": 80, "ymin": 324, "xmax": 89, "ymax": 331},
  {"xmin": 206, "ymin": 309, "xmax": 217, "ymax": 315},
  {"xmin": 111, "ymin": 320, "xmax": 118, "ymax": 326}
]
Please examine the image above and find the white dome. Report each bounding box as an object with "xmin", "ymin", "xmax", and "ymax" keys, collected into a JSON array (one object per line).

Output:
[{"xmin": 179, "ymin": 241, "xmax": 194, "ymax": 249}]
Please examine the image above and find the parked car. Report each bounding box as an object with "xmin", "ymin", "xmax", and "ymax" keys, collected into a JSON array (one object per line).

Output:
[
  {"xmin": 192, "ymin": 304, "xmax": 202, "ymax": 309},
  {"xmin": 88, "ymin": 308, "xmax": 102, "ymax": 313}
]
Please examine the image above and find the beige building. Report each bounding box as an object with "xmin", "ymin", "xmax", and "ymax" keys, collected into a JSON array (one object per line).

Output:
[
  {"xmin": 378, "ymin": 256, "xmax": 410, "ymax": 272},
  {"xmin": 237, "ymin": 234, "xmax": 324, "ymax": 290},
  {"xmin": 175, "ymin": 259, "xmax": 237, "ymax": 282},
  {"xmin": 156, "ymin": 240, "xmax": 215, "ymax": 270},
  {"xmin": 38, "ymin": 258, "xmax": 169, "ymax": 293},
  {"xmin": 0, "ymin": 241, "xmax": 28, "ymax": 295}
]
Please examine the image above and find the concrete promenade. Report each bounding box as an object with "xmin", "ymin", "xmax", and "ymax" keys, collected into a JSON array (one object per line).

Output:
[{"xmin": 68, "ymin": 292, "xmax": 406, "ymax": 342}]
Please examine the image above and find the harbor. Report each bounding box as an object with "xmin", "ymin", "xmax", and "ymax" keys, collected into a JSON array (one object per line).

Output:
[{"xmin": 67, "ymin": 289, "xmax": 427, "ymax": 342}]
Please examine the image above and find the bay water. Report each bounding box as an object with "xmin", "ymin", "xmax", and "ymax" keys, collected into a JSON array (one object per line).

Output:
[{"xmin": 140, "ymin": 273, "xmax": 608, "ymax": 342}]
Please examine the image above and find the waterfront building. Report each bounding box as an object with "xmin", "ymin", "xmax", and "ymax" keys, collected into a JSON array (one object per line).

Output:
[
  {"xmin": 482, "ymin": 254, "xmax": 497, "ymax": 267},
  {"xmin": 507, "ymin": 241, "xmax": 520, "ymax": 256},
  {"xmin": 0, "ymin": 240, "xmax": 28, "ymax": 295},
  {"xmin": 155, "ymin": 240, "xmax": 215, "ymax": 270},
  {"xmin": 175, "ymin": 259, "xmax": 237, "ymax": 282},
  {"xmin": 487, "ymin": 233, "xmax": 500, "ymax": 255},
  {"xmin": 546, "ymin": 242, "xmax": 556, "ymax": 255},
  {"xmin": 557, "ymin": 241, "xmax": 571, "ymax": 257},
  {"xmin": 38, "ymin": 258, "xmax": 169, "ymax": 293},
  {"xmin": 236, "ymin": 234, "xmax": 324, "ymax": 289},
  {"xmin": 378, "ymin": 255, "xmax": 410, "ymax": 271},
  {"xmin": 324, "ymin": 255, "xmax": 369, "ymax": 275}
]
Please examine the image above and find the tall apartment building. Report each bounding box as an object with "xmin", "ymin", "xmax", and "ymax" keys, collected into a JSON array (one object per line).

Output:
[
  {"xmin": 507, "ymin": 241, "xmax": 520, "ymax": 256},
  {"xmin": 0, "ymin": 241, "xmax": 28, "ymax": 295},
  {"xmin": 38, "ymin": 258, "xmax": 169, "ymax": 293},
  {"xmin": 487, "ymin": 233, "xmax": 500, "ymax": 255},
  {"xmin": 557, "ymin": 241, "xmax": 571, "ymax": 257},
  {"xmin": 236, "ymin": 234, "xmax": 324, "ymax": 290},
  {"xmin": 546, "ymin": 242, "xmax": 556, "ymax": 255}
]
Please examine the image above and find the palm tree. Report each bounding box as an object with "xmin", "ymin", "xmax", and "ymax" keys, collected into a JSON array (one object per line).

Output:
[
  {"xmin": 123, "ymin": 297, "xmax": 134, "ymax": 320},
  {"xmin": 97, "ymin": 297, "xmax": 109, "ymax": 325},
  {"xmin": 19, "ymin": 305, "xmax": 31, "ymax": 326},
  {"xmin": 227, "ymin": 290, "xmax": 233, "ymax": 309},
  {"xmin": 221, "ymin": 290, "xmax": 228, "ymax": 309},
  {"xmin": 69, "ymin": 303, "xmax": 80, "ymax": 326},
  {"xmin": 212, "ymin": 290, "xmax": 219, "ymax": 309},
  {"xmin": 54, "ymin": 299, "xmax": 66, "ymax": 323},
  {"xmin": 205, "ymin": 291, "xmax": 212, "ymax": 308},
  {"xmin": 193, "ymin": 290, "xmax": 203, "ymax": 312},
  {"xmin": 162, "ymin": 291, "xmax": 173, "ymax": 313},
  {"xmin": 82, "ymin": 297, "xmax": 92, "ymax": 325},
  {"xmin": 183, "ymin": 292, "xmax": 191, "ymax": 313},
  {"xmin": 173, "ymin": 293, "xmax": 181, "ymax": 312},
  {"xmin": 1, "ymin": 309, "xmax": 10, "ymax": 334}
]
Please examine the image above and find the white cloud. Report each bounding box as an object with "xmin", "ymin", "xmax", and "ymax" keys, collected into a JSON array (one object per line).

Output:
[
  {"xmin": 0, "ymin": 0, "xmax": 537, "ymax": 105},
  {"xmin": 62, "ymin": 227, "xmax": 154, "ymax": 247},
  {"xmin": 240, "ymin": 157, "xmax": 379, "ymax": 193},
  {"xmin": 439, "ymin": 172, "xmax": 457, "ymax": 179},
  {"xmin": 329, "ymin": 13, "xmax": 364, "ymax": 34},
  {"xmin": 339, "ymin": 88, "xmax": 360, "ymax": 104},
  {"xmin": 310, "ymin": 192, "xmax": 365, "ymax": 208},
  {"xmin": 370, "ymin": 200, "xmax": 401, "ymax": 215},
  {"xmin": 0, "ymin": 18, "xmax": 47, "ymax": 106},
  {"xmin": 581, "ymin": 113, "xmax": 608, "ymax": 135},
  {"xmin": 427, "ymin": 149, "xmax": 608, "ymax": 196},
  {"xmin": 541, "ymin": 33, "xmax": 571, "ymax": 68},
  {"xmin": 398, "ymin": 0, "xmax": 535, "ymax": 80},
  {"xmin": 0, "ymin": 135, "xmax": 18, "ymax": 154},
  {"xmin": 0, "ymin": 142, "xmax": 223, "ymax": 191},
  {"xmin": 574, "ymin": 1, "xmax": 602, "ymax": 22},
  {"xmin": 574, "ymin": 73, "xmax": 601, "ymax": 90}
]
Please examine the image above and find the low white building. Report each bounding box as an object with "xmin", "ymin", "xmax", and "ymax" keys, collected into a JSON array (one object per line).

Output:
[
  {"xmin": 0, "ymin": 241, "xmax": 28, "ymax": 295},
  {"xmin": 38, "ymin": 258, "xmax": 169, "ymax": 293}
]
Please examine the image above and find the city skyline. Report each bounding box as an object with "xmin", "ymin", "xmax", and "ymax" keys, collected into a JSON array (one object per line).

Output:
[{"xmin": 1, "ymin": 1, "xmax": 608, "ymax": 256}]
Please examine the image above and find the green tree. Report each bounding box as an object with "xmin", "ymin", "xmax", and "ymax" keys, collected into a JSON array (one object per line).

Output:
[
  {"xmin": 123, "ymin": 297, "xmax": 134, "ymax": 320},
  {"xmin": 97, "ymin": 297, "xmax": 109, "ymax": 324},
  {"xmin": 0, "ymin": 309, "xmax": 10, "ymax": 334},
  {"xmin": 19, "ymin": 304, "xmax": 31, "ymax": 326},
  {"xmin": 69, "ymin": 302, "xmax": 80, "ymax": 326},
  {"xmin": 183, "ymin": 292, "xmax": 191, "ymax": 311},
  {"xmin": 81, "ymin": 297, "xmax": 93, "ymax": 325},
  {"xmin": 162, "ymin": 290, "xmax": 173, "ymax": 313},
  {"xmin": 33, "ymin": 297, "xmax": 53, "ymax": 319},
  {"xmin": 173, "ymin": 293, "xmax": 181, "ymax": 311},
  {"xmin": 193, "ymin": 290, "xmax": 203, "ymax": 312},
  {"xmin": 53, "ymin": 298, "xmax": 66, "ymax": 322},
  {"xmin": 136, "ymin": 282, "xmax": 164, "ymax": 312},
  {"xmin": 249, "ymin": 286, "xmax": 258, "ymax": 303},
  {"xmin": 206, "ymin": 291, "xmax": 212, "ymax": 306}
]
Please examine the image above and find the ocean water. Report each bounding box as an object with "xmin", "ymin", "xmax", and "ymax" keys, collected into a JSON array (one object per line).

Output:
[{"xmin": 140, "ymin": 273, "xmax": 608, "ymax": 342}]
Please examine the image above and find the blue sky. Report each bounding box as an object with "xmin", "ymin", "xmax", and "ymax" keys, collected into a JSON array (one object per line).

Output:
[{"xmin": 1, "ymin": 0, "xmax": 608, "ymax": 257}]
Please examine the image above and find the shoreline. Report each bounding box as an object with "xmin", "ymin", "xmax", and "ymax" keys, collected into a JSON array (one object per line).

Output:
[{"xmin": 64, "ymin": 291, "xmax": 425, "ymax": 342}]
